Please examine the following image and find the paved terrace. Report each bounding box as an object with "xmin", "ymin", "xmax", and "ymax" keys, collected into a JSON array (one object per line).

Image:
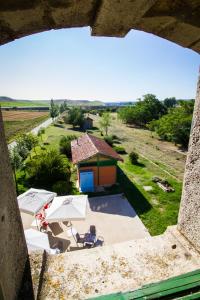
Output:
[{"xmin": 21, "ymin": 194, "xmax": 150, "ymax": 252}]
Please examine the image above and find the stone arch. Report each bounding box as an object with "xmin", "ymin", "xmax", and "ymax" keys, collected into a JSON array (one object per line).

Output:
[{"xmin": 0, "ymin": 0, "xmax": 200, "ymax": 53}]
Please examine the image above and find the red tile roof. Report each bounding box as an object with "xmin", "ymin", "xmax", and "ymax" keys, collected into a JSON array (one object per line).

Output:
[{"xmin": 71, "ymin": 134, "xmax": 123, "ymax": 164}]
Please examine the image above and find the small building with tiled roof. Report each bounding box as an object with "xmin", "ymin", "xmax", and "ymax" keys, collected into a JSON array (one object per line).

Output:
[
  {"xmin": 71, "ymin": 134, "xmax": 123, "ymax": 192},
  {"xmin": 82, "ymin": 116, "xmax": 93, "ymax": 130}
]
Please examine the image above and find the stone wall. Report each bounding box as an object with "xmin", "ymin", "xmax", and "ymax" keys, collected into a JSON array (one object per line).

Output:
[
  {"xmin": 0, "ymin": 0, "xmax": 199, "ymax": 53},
  {"xmin": 0, "ymin": 109, "xmax": 33, "ymax": 300},
  {"xmin": 178, "ymin": 72, "xmax": 200, "ymax": 250}
]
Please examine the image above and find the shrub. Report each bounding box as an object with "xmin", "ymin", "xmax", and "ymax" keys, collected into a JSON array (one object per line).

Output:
[
  {"xmin": 113, "ymin": 146, "xmax": 126, "ymax": 154},
  {"xmin": 129, "ymin": 151, "xmax": 139, "ymax": 164},
  {"xmin": 52, "ymin": 180, "xmax": 71, "ymax": 196},
  {"xmin": 41, "ymin": 146, "xmax": 46, "ymax": 150},
  {"xmin": 111, "ymin": 134, "xmax": 119, "ymax": 140},
  {"xmin": 17, "ymin": 184, "xmax": 28, "ymax": 195},
  {"xmin": 104, "ymin": 135, "xmax": 114, "ymax": 146},
  {"xmin": 59, "ymin": 135, "xmax": 77, "ymax": 159},
  {"xmin": 38, "ymin": 127, "xmax": 45, "ymax": 136},
  {"xmin": 27, "ymin": 149, "xmax": 71, "ymax": 191}
]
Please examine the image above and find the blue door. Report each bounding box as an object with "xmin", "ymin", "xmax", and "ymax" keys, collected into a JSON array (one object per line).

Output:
[{"xmin": 80, "ymin": 171, "xmax": 94, "ymax": 192}]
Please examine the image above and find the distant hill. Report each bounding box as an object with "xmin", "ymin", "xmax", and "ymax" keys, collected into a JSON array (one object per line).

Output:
[{"xmin": 0, "ymin": 97, "xmax": 105, "ymax": 107}]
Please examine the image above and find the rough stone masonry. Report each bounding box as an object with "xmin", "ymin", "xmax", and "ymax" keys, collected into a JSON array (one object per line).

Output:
[
  {"xmin": 0, "ymin": 0, "xmax": 199, "ymax": 53},
  {"xmin": 178, "ymin": 71, "xmax": 200, "ymax": 250}
]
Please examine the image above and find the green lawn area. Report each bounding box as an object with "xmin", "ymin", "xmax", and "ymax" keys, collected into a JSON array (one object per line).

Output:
[
  {"xmin": 41, "ymin": 124, "xmax": 82, "ymax": 149},
  {"xmin": 118, "ymin": 156, "xmax": 182, "ymax": 235},
  {"xmin": 4, "ymin": 114, "xmax": 49, "ymax": 142}
]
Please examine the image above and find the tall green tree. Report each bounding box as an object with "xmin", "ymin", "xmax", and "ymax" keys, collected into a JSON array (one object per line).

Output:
[
  {"xmin": 50, "ymin": 99, "xmax": 59, "ymax": 120},
  {"xmin": 16, "ymin": 133, "xmax": 39, "ymax": 158},
  {"xmin": 65, "ymin": 107, "xmax": 84, "ymax": 128},
  {"xmin": 118, "ymin": 94, "xmax": 166, "ymax": 126},
  {"xmin": 60, "ymin": 101, "xmax": 68, "ymax": 113},
  {"xmin": 9, "ymin": 147, "xmax": 23, "ymax": 194},
  {"xmin": 99, "ymin": 112, "xmax": 111, "ymax": 135},
  {"xmin": 164, "ymin": 97, "xmax": 177, "ymax": 108}
]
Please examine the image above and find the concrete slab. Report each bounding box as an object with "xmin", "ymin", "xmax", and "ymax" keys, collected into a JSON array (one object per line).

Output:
[{"xmin": 21, "ymin": 194, "xmax": 150, "ymax": 252}]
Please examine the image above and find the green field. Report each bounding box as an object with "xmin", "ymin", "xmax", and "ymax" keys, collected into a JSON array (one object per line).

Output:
[
  {"xmin": 4, "ymin": 114, "xmax": 49, "ymax": 142},
  {"xmin": 0, "ymin": 100, "xmax": 49, "ymax": 107},
  {"xmin": 0, "ymin": 100, "xmax": 104, "ymax": 107},
  {"xmin": 29, "ymin": 114, "xmax": 184, "ymax": 236}
]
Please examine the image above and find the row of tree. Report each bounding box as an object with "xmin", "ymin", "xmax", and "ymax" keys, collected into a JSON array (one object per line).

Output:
[
  {"xmin": 148, "ymin": 100, "xmax": 194, "ymax": 148},
  {"xmin": 118, "ymin": 94, "xmax": 194, "ymax": 148},
  {"xmin": 118, "ymin": 94, "xmax": 168, "ymax": 126},
  {"xmin": 49, "ymin": 99, "xmax": 69, "ymax": 120}
]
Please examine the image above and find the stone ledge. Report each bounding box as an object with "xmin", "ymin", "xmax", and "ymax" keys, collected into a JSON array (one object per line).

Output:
[{"xmin": 29, "ymin": 226, "xmax": 200, "ymax": 299}]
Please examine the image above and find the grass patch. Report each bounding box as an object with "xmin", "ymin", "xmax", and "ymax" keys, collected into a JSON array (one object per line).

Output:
[
  {"xmin": 4, "ymin": 114, "xmax": 49, "ymax": 142},
  {"xmin": 118, "ymin": 156, "xmax": 182, "ymax": 235}
]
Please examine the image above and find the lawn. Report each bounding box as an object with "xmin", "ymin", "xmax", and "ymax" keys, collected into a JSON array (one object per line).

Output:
[
  {"xmin": 4, "ymin": 113, "xmax": 49, "ymax": 142},
  {"xmin": 34, "ymin": 118, "xmax": 183, "ymax": 236},
  {"xmin": 117, "ymin": 156, "xmax": 182, "ymax": 235}
]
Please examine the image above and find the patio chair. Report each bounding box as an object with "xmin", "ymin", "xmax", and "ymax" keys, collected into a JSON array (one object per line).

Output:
[
  {"xmin": 89, "ymin": 225, "xmax": 96, "ymax": 236},
  {"xmin": 75, "ymin": 233, "xmax": 86, "ymax": 246},
  {"xmin": 84, "ymin": 225, "xmax": 97, "ymax": 248}
]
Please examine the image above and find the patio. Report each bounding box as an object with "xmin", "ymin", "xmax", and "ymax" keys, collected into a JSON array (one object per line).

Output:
[{"xmin": 20, "ymin": 194, "xmax": 150, "ymax": 252}]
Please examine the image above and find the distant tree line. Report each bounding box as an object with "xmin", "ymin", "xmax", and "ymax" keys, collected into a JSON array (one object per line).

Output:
[{"xmin": 118, "ymin": 94, "xmax": 194, "ymax": 148}]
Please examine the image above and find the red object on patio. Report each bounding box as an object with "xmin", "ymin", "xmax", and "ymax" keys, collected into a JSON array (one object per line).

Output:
[
  {"xmin": 41, "ymin": 220, "xmax": 48, "ymax": 227},
  {"xmin": 36, "ymin": 212, "xmax": 44, "ymax": 220},
  {"xmin": 43, "ymin": 203, "xmax": 49, "ymax": 210}
]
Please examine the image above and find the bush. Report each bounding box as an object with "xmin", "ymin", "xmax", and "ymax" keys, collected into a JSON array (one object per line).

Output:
[
  {"xmin": 113, "ymin": 146, "xmax": 126, "ymax": 154},
  {"xmin": 27, "ymin": 149, "xmax": 71, "ymax": 191},
  {"xmin": 17, "ymin": 184, "xmax": 28, "ymax": 195},
  {"xmin": 129, "ymin": 151, "xmax": 139, "ymax": 164},
  {"xmin": 41, "ymin": 146, "xmax": 46, "ymax": 150},
  {"xmin": 111, "ymin": 134, "xmax": 119, "ymax": 140},
  {"xmin": 52, "ymin": 180, "xmax": 71, "ymax": 196},
  {"xmin": 104, "ymin": 135, "xmax": 114, "ymax": 146},
  {"xmin": 59, "ymin": 135, "xmax": 77, "ymax": 159}
]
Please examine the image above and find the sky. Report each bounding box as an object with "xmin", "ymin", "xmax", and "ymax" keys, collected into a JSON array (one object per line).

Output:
[{"xmin": 0, "ymin": 27, "xmax": 199, "ymax": 102}]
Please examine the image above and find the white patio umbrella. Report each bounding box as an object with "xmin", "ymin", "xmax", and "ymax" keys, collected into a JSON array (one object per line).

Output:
[
  {"xmin": 24, "ymin": 228, "xmax": 58, "ymax": 254},
  {"xmin": 17, "ymin": 188, "xmax": 57, "ymax": 215},
  {"xmin": 45, "ymin": 195, "xmax": 88, "ymax": 223}
]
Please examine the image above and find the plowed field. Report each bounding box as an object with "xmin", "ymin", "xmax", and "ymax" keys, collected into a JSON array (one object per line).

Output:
[{"xmin": 2, "ymin": 110, "xmax": 48, "ymax": 121}]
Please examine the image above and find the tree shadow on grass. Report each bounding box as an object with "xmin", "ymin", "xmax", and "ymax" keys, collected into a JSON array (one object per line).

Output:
[
  {"xmin": 66, "ymin": 127, "xmax": 84, "ymax": 132},
  {"xmin": 135, "ymin": 161, "xmax": 146, "ymax": 168},
  {"xmin": 117, "ymin": 166, "xmax": 152, "ymax": 215}
]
